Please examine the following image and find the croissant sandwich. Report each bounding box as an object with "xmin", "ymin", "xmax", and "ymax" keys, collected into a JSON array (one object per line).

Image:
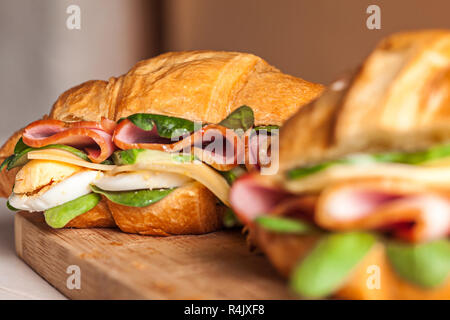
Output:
[
  {"xmin": 0, "ymin": 51, "xmax": 323, "ymax": 236},
  {"xmin": 230, "ymin": 31, "xmax": 450, "ymax": 299}
]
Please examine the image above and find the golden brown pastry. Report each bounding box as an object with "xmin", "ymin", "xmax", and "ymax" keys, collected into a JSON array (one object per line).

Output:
[
  {"xmin": 50, "ymin": 51, "xmax": 323, "ymax": 125},
  {"xmin": 107, "ymin": 182, "xmax": 224, "ymax": 236},
  {"xmin": 279, "ymin": 30, "xmax": 450, "ymax": 172},
  {"xmin": 0, "ymin": 50, "xmax": 323, "ymax": 235},
  {"xmin": 230, "ymin": 31, "xmax": 450, "ymax": 299},
  {"xmin": 250, "ymin": 227, "xmax": 450, "ymax": 300},
  {"xmin": 66, "ymin": 198, "xmax": 115, "ymax": 228}
]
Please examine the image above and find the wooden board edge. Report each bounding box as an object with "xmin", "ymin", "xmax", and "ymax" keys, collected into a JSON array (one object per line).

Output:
[
  {"xmin": 14, "ymin": 211, "xmax": 24, "ymax": 259},
  {"xmin": 14, "ymin": 211, "xmax": 150, "ymax": 299},
  {"xmin": 13, "ymin": 211, "xmax": 295, "ymax": 300}
]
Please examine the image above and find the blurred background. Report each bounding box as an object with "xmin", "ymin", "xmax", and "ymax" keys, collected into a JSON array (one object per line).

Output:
[{"xmin": 1, "ymin": 0, "xmax": 450, "ymax": 139}]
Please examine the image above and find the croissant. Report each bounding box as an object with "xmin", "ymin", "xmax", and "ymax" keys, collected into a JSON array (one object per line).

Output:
[
  {"xmin": 279, "ymin": 30, "xmax": 450, "ymax": 172},
  {"xmin": 0, "ymin": 50, "xmax": 323, "ymax": 235},
  {"xmin": 230, "ymin": 30, "xmax": 450, "ymax": 299}
]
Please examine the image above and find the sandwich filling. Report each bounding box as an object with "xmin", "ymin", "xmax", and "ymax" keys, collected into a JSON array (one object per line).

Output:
[
  {"xmin": 2, "ymin": 106, "xmax": 277, "ymax": 229},
  {"xmin": 230, "ymin": 144, "xmax": 450, "ymax": 298}
]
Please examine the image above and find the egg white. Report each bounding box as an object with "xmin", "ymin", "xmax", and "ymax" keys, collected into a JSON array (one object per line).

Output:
[
  {"xmin": 9, "ymin": 170, "xmax": 103, "ymax": 212},
  {"xmin": 93, "ymin": 171, "xmax": 192, "ymax": 191}
]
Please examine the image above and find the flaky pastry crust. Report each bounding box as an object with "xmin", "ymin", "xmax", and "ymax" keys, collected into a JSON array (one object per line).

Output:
[{"xmin": 0, "ymin": 51, "xmax": 321, "ymax": 233}]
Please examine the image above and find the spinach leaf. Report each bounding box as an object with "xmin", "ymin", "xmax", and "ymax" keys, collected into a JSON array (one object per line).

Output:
[
  {"xmin": 253, "ymin": 125, "xmax": 280, "ymax": 133},
  {"xmin": 90, "ymin": 185, "xmax": 174, "ymax": 207},
  {"xmin": 112, "ymin": 149, "xmax": 195, "ymax": 165},
  {"xmin": 288, "ymin": 162, "xmax": 338, "ymax": 180},
  {"xmin": 0, "ymin": 155, "xmax": 14, "ymax": 172},
  {"xmin": 219, "ymin": 105, "xmax": 254, "ymax": 132},
  {"xmin": 6, "ymin": 200, "xmax": 19, "ymax": 211},
  {"xmin": 219, "ymin": 166, "xmax": 247, "ymax": 185},
  {"xmin": 5, "ymin": 139, "xmax": 90, "ymax": 170},
  {"xmin": 256, "ymin": 215, "xmax": 317, "ymax": 234},
  {"xmin": 44, "ymin": 193, "xmax": 101, "ymax": 228},
  {"xmin": 127, "ymin": 113, "xmax": 195, "ymax": 139},
  {"xmin": 14, "ymin": 138, "xmax": 29, "ymax": 154},
  {"xmin": 287, "ymin": 142, "xmax": 450, "ymax": 180},
  {"xmin": 112, "ymin": 149, "xmax": 146, "ymax": 165},
  {"xmin": 290, "ymin": 232, "xmax": 376, "ymax": 298},
  {"xmin": 386, "ymin": 239, "xmax": 450, "ymax": 288},
  {"xmin": 223, "ymin": 208, "xmax": 242, "ymax": 228}
]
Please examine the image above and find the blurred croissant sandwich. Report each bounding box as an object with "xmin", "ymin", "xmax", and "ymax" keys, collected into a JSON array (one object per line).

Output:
[
  {"xmin": 230, "ymin": 31, "xmax": 450, "ymax": 299},
  {"xmin": 0, "ymin": 51, "xmax": 323, "ymax": 236}
]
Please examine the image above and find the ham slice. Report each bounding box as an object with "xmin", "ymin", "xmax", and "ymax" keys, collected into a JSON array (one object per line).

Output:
[
  {"xmin": 316, "ymin": 179, "xmax": 450, "ymax": 242},
  {"xmin": 245, "ymin": 132, "xmax": 269, "ymax": 171},
  {"xmin": 230, "ymin": 175, "xmax": 450, "ymax": 242},
  {"xmin": 22, "ymin": 118, "xmax": 116, "ymax": 163},
  {"xmin": 113, "ymin": 119, "xmax": 244, "ymax": 171},
  {"xmin": 230, "ymin": 174, "xmax": 295, "ymax": 224}
]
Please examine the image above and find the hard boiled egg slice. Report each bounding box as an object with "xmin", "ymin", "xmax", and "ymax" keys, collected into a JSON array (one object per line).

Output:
[
  {"xmin": 14, "ymin": 159, "xmax": 82, "ymax": 194},
  {"xmin": 93, "ymin": 171, "xmax": 192, "ymax": 191},
  {"xmin": 9, "ymin": 170, "xmax": 103, "ymax": 212}
]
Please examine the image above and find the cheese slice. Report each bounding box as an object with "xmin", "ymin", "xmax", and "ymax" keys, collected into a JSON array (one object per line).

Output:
[
  {"xmin": 27, "ymin": 149, "xmax": 116, "ymax": 171},
  {"xmin": 111, "ymin": 159, "xmax": 231, "ymax": 206},
  {"xmin": 27, "ymin": 148, "xmax": 230, "ymax": 205},
  {"xmin": 285, "ymin": 162, "xmax": 450, "ymax": 193}
]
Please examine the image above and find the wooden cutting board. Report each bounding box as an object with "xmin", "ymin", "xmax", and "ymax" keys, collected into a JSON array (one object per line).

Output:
[{"xmin": 14, "ymin": 211, "xmax": 294, "ymax": 299}]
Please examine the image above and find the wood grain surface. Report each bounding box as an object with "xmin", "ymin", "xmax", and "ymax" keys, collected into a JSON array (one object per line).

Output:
[{"xmin": 14, "ymin": 211, "xmax": 294, "ymax": 299}]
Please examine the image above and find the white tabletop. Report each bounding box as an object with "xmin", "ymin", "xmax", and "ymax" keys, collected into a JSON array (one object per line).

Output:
[{"xmin": 0, "ymin": 198, "xmax": 66, "ymax": 299}]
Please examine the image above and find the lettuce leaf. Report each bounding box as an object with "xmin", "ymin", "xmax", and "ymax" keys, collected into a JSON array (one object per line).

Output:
[
  {"xmin": 3, "ymin": 138, "xmax": 90, "ymax": 171},
  {"xmin": 218, "ymin": 105, "xmax": 254, "ymax": 132},
  {"xmin": 255, "ymin": 215, "xmax": 317, "ymax": 234},
  {"xmin": 288, "ymin": 143, "xmax": 450, "ymax": 180},
  {"xmin": 386, "ymin": 239, "xmax": 450, "ymax": 288},
  {"xmin": 44, "ymin": 193, "xmax": 101, "ymax": 228},
  {"xmin": 90, "ymin": 185, "xmax": 174, "ymax": 207},
  {"xmin": 290, "ymin": 232, "xmax": 376, "ymax": 298},
  {"xmin": 125, "ymin": 113, "xmax": 195, "ymax": 139}
]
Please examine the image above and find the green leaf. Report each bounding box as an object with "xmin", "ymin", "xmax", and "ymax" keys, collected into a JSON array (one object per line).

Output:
[
  {"xmin": 386, "ymin": 239, "xmax": 450, "ymax": 288},
  {"xmin": 219, "ymin": 166, "xmax": 247, "ymax": 185},
  {"xmin": 219, "ymin": 105, "xmax": 254, "ymax": 131},
  {"xmin": 290, "ymin": 232, "xmax": 376, "ymax": 298},
  {"xmin": 420, "ymin": 143, "xmax": 450, "ymax": 163},
  {"xmin": 0, "ymin": 155, "xmax": 14, "ymax": 172},
  {"xmin": 112, "ymin": 149, "xmax": 145, "ymax": 165},
  {"xmin": 6, "ymin": 200, "xmax": 19, "ymax": 211},
  {"xmin": 127, "ymin": 113, "xmax": 195, "ymax": 139},
  {"xmin": 287, "ymin": 161, "xmax": 338, "ymax": 180},
  {"xmin": 113, "ymin": 149, "xmax": 193, "ymax": 165},
  {"xmin": 287, "ymin": 142, "xmax": 450, "ymax": 180},
  {"xmin": 7, "ymin": 143, "xmax": 90, "ymax": 170},
  {"xmin": 171, "ymin": 153, "xmax": 196, "ymax": 163},
  {"xmin": 14, "ymin": 138, "xmax": 29, "ymax": 154},
  {"xmin": 256, "ymin": 216, "xmax": 317, "ymax": 234},
  {"xmin": 223, "ymin": 208, "xmax": 242, "ymax": 228},
  {"xmin": 253, "ymin": 125, "xmax": 280, "ymax": 133},
  {"xmin": 90, "ymin": 185, "xmax": 174, "ymax": 207},
  {"xmin": 44, "ymin": 193, "xmax": 101, "ymax": 228}
]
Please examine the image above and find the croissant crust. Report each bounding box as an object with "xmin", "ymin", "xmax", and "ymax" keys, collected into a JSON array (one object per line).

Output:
[
  {"xmin": 0, "ymin": 51, "xmax": 322, "ymax": 232},
  {"xmin": 279, "ymin": 30, "xmax": 450, "ymax": 172}
]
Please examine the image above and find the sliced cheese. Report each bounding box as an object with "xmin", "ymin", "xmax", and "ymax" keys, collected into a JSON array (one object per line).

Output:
[
  {"xmin": 94, "ymin": 171, "xmax": 192, "ymax": 191},
  {"xmin": 29, "ymin": 148, "xmax": 230, "ymax": 205},
  {"xmin": 27, "ymin": 149, "xmax": 116, "ymax": 171},
  {"xmin": 111, "ymin": 159, "xmax": 231, "ymax": 206},
  {"xmin": 285, "ymin": 162, "xmax": 450, "ymax": 193}
]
